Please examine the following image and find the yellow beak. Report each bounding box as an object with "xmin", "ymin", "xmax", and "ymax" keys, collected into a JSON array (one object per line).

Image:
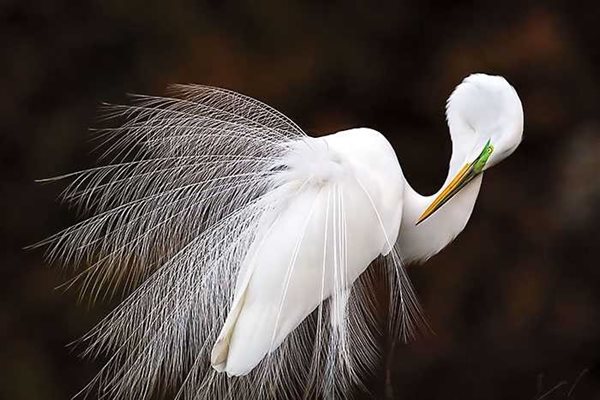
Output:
[
  {"xmin": 416, "ymin": 140, "xmax": 494, "ymax": 225},
  {"xmin": 415, "ymin": 162, "xmax": 476, "ymax": 225}
]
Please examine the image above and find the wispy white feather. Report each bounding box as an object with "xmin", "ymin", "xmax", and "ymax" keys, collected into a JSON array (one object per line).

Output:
[{"xmin": 38, "ymin": 84, "xmax": 426, "ymax": 399}]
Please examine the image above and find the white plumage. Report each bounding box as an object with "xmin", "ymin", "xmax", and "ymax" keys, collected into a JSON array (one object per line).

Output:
[
  {"xmin": 40, "ymin": 73, "xmax": 523, "ymax": 399},
  {"xmin": 212, "ymin": 129, "xmax": 404, "ymax": 376}
]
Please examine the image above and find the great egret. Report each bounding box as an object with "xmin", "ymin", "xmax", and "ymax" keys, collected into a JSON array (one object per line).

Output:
[{"xmin": 41, "ymin": 73, "xmax": 523, "ymax": 399}]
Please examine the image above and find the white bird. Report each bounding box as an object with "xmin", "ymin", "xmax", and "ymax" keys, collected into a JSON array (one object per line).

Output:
[{"xmin": 41, "ymin": 73, "xmax": 523, "ymax": 399}]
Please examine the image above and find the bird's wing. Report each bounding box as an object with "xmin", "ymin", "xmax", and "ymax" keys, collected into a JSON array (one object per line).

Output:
[
  {"xmin": 211, "ymin": 168, "xmax": 388, "ymax": 377},
  {"xmin": 39, "ymin": 87, "xmax": 426, "ymax": 399},
  {"xmin": 210, "ymin": 129, "xmax": 424, "ymax": 378}
]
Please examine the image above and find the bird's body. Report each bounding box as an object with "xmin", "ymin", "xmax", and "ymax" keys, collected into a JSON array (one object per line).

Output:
[
  {"xmin": 41, "ymin": 73, "xmax": 523, "ymax": 399},
  {"xmin": 212, "ymin": 128, "xmax": 404, "ymax": 375}
]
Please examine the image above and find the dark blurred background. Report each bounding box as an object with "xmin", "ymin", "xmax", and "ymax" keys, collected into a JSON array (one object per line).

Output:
[{"xmin": 1, "ymin": 1, "xmax": 599, "ymax": 399}]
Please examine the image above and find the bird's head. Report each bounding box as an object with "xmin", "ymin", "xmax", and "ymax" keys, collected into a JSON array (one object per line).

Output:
[{"xmin": 417, "ymin": 73, "xmax": 524, "ymax": 224}]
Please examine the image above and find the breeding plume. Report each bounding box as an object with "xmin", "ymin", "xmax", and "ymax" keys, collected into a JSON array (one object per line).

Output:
[{"xmin": 41, "ymin": 73, "xmax": 523, "ymax": 399}]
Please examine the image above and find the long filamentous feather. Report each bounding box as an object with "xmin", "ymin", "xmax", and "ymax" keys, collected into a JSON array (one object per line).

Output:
[{"xmin": 37, "ymin": 85, "xmax": 426, "ymax": 399}]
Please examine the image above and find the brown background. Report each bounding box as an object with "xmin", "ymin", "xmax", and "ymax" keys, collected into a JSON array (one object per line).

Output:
[{"xmin": 1, "ymin": 0, "xmax": 599, "ymax": 399}]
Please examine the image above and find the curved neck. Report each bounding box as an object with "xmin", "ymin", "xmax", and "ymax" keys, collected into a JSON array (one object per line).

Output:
[{"xmin": 397, "ymin": 153, "xmax": 483, "ymax": 263}]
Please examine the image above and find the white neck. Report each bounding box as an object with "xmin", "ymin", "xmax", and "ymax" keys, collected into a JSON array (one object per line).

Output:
[
  {"xmin": 397, "ymin": 153, "xmax": 483, "ymax": 263},
  {"xmin": 394, "ymin": 73, "xmax": 525, "ymax": 263}
]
